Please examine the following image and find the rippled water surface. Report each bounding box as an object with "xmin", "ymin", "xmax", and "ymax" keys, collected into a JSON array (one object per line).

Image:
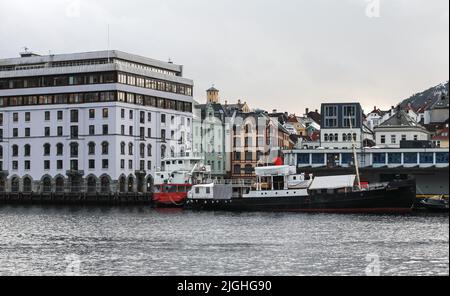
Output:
[{"xmin": 0, "ymin": 206, "xmax": 448, "ymax": 276}]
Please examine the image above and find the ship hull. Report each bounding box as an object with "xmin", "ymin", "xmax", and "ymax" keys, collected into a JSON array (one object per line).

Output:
[
  {"xmin": 186, "ymin": 180, "xmax": 416, "ymax": 214},
  {"xmin": 153, "ymin": 193, "xmax": 187, "ymax": 208}
]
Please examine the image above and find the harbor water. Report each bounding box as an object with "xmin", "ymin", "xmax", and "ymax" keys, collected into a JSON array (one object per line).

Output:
[{"xmin": 0, "ymin": 206, "xmax": 448, "ymax": 276}]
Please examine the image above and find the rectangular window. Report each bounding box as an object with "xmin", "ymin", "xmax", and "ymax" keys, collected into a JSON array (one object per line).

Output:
[
  {"xmin": 373, "ymin": 153, "xmax": 387, "ymax": 164},
  {"xmin": 45, "ymin": 111, "xmax": 51, "ymax": 121},
  {"xmin": 324, "ymin": 106, "xmax": 338, "ymax": 128},
  {"xmin": 102, "ymin": 125, "xmax": 109, "ymax": 135},
  {"xmin": 25, "ymin": 128, "xmax": 30, "ymax": 137},
  {"xmin": 89, "ymin": 160, "xmax": 95, "ymax": 169},
  {"xmin": 312, "ymin": 154, "xmax": 325, "ymax": 164},
  {"xmin": 89, "ymin": 109, "xmax": 95, "ymax": 119},
  {"xmin": 391, "ymin": 135, "xmax": 397, "ymax": 144},
  {"xmin": 233, "ymin": 152, "xmax": 241, "ymax": 161},
  {"xmin": 70, "ymin": 160, "xmax": 78, "ymax": 171},
  {"xmin": 420, "ymin": 153, "xmax": 434, "ymax": 164},
  {"xmin": 57, "ymin": 111, "xmax": 63, "ymax": 120},
  {"xmin": 341, "ymin": 153, "xmax": 354, "ymax": 165},
  {"xmin": 70, "ymin": 126, "xmax": 79, "ymax": 139},
  {"xmin": 45, "ymin": 127, "xmax": 50, "ymax": 137},
  {"xmin": 102, "ymin": 159, "xmax": 109, "ymax": 169},
  {"xmin": 342, "ymin": 105, "xmax": 357, "ymax": 127},
  {"xmin": 57, "ymin": 126, "xmax": 63, "ymax": 136},
  {"xmin": 245, "ymin": 151, "xmax": 253, "ymax": 161},
  {"xmin": 25, "ymin": 112, "xmax": 31, "ymax": 122},
  {"xmin": 57, "ymin": 160, "xmax": 63, "ymax": 170},
  {"xmin": 388, "ymin": 153, "xmax": 402, "ymax": 164},
  {"xmin": 140, "ymin": 127, "xmax": 145, "ymax": 140},
  {"xmin": 44, "ymin": 160, "xmax": 50, "ymax": 170},
  {"xmin": 103, "ymin": 108, "xmax": 109, "ymax": 118},
  {"xmin": 70, "ymin": 110, "xmax": 79, "ymax": 123},
  {"xmin": 404, "ymin": 153, "xmax": 418, "ymax": 164},
  {"xmin": 436, "ymin": 153, "xmax": 449, "ymax": 164},
  {"xmin": 380, "ymin": 135, "xmax": 386, "ymax": 144},
  {"xmin": 298, "ymin": 154, "xmax": 310, "ymax": 165}
]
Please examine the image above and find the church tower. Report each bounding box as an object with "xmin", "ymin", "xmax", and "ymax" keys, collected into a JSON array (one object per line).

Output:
[{"xmin": 206, "ymin": 86, "xmax": 220, "ymax": 104}]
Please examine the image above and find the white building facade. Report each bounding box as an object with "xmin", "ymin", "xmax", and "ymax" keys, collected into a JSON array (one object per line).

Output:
[
  {"xmin": 0, "ymin": 50, "xmax": 193, "ymax": 194},
  {"xmin": 374, "ymin": 111, "xmax": 430, "ymax": 149}
]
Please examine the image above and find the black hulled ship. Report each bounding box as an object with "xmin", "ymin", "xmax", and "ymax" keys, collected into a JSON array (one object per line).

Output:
[{"xmin": 186, "ymin": 165, "xmax": 416, "ymax": 214}]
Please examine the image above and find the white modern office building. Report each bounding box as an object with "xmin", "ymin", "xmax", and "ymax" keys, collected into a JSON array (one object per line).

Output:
[{"xmin": 0, "ymin": 50, "xmax": 194, "ymax": 194}]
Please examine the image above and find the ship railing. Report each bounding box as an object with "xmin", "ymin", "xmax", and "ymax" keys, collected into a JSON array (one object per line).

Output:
[
  {"xmin": 163, "ymin": 152, "xmax": 204, "ymax": 159},
  {"xmin": 210, "ymin": 179, "xmax": 254, "ymax": 186},
  {"xmin": 192, "ymin": 178, "xmax": 255, "ymax": 187}
]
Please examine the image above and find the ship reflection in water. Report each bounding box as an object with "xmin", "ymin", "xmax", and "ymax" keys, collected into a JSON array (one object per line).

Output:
[{"xmin": 0, "ymin": 206, "xmax": 448, "ymax": 276}]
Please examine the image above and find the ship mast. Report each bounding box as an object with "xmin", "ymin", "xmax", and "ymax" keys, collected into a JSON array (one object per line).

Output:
[{"xmin": 349, "ymin": 118, "xmax": 362, "ymax": 190}]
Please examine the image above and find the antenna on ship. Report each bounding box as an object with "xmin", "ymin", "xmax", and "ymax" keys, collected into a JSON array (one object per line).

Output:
[{"xmin": 349, "ymin": 118, "xmax": 362, "ymax": 190}]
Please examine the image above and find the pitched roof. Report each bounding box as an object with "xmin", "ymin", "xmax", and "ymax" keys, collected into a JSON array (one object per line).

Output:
[
  {"xmin": 307, "ymin": 111, "xmax": 321, "ymax": 125},
  {"xmin": 207, "ymin": 86, "xmax": 219, "ymax": 92},
  {"xmin": 432, "ymin": 95, "xmax": 449, "ymax": 110},
  {"xmin": 378, "ymin": 110, "xmax": 421, "ymax": 128}
]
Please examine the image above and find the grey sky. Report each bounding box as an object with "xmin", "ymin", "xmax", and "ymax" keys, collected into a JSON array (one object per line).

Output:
[{"xmin": 0, "ymin": 0, "xmax": 448, "ymax": 114}]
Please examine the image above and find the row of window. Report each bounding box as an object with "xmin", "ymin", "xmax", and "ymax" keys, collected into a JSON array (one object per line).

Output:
[
  {"xmin": 0, "ymin": 91, "xmax": 193, "ymax": 113},
  {"xmin": 296, "ymin": 152, "xmax": 449, "ymax": 165},
  {"xmin": 117, "ymin": 92, "xmax": 192, "ymax": 112},
  {"xmin": 0, "ymin": 142, "xmax": 155, "ymax": 159},
  {"xmin": 0, "ymin": 125, "xmax": 181, "ymax": 143},
  {"xmin": 0, "ymin": 59, "xmax": 111, "ymax": 72},
  {"xmin": 4, "ymin": 108, "xmax": 109, "ymax": 125},
  {"xmin": 0, "ymin": 159, "xmax": 152, "ymax": 173},
  {"xmin": 117, "ymin": 72, "xmax": 192, "ymax": 96},
  {"xmin": 1, "ymin": 108, "xmax": 190, "ymax": 131},
  {"xmin": 323, "ymin": 133, "xmax": 358, "ymax": 142},
  {"xmin": 233, "ymin": 164, "xmax": 255, "ymax": 175},
  {"xmin": 1, "ymin": 124, "xmax": 110, "ymax": 139},
  {"xmin": 323, "ymin": 105, "xmax": 358, "ymax": 128},
  {"xmin": 373, "ymin": 153, "xmax": 449, "ymax": 164},
  {"xmin": 0, "ymin": 72, "xmax": 115, "ymax": 89},
  {"xmin": 380, "ymin": 135, "xmax": 419, "ymax": 144},
  {"xmin": 233, "ymin": 151, "xmax": 267, "ymax": 162},
  {"xmin": 115, "ymin": 59, "xmax": 179, "ymax": 76},
  {"xmin": 0, "ymin": 70, "xmax": 191, "ymax": 96}
]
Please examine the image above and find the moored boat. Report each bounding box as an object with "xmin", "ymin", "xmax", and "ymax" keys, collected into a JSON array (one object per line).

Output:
[
  {"xmin": 186, "ymin": 165, "xmax": 416, "ymax": 213},
  {"xmin": 416, "ymin": 197, "xmax": 449, "ymax": 213},
  {"xmin": 153, "ymin": 152, "xmax": 211, "ymax": 208}
]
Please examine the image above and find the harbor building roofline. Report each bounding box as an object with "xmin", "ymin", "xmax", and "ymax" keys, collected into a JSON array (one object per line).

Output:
[{"xmin": 0, "ymin": 50, "xmax": 183, "ymax": 73}]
